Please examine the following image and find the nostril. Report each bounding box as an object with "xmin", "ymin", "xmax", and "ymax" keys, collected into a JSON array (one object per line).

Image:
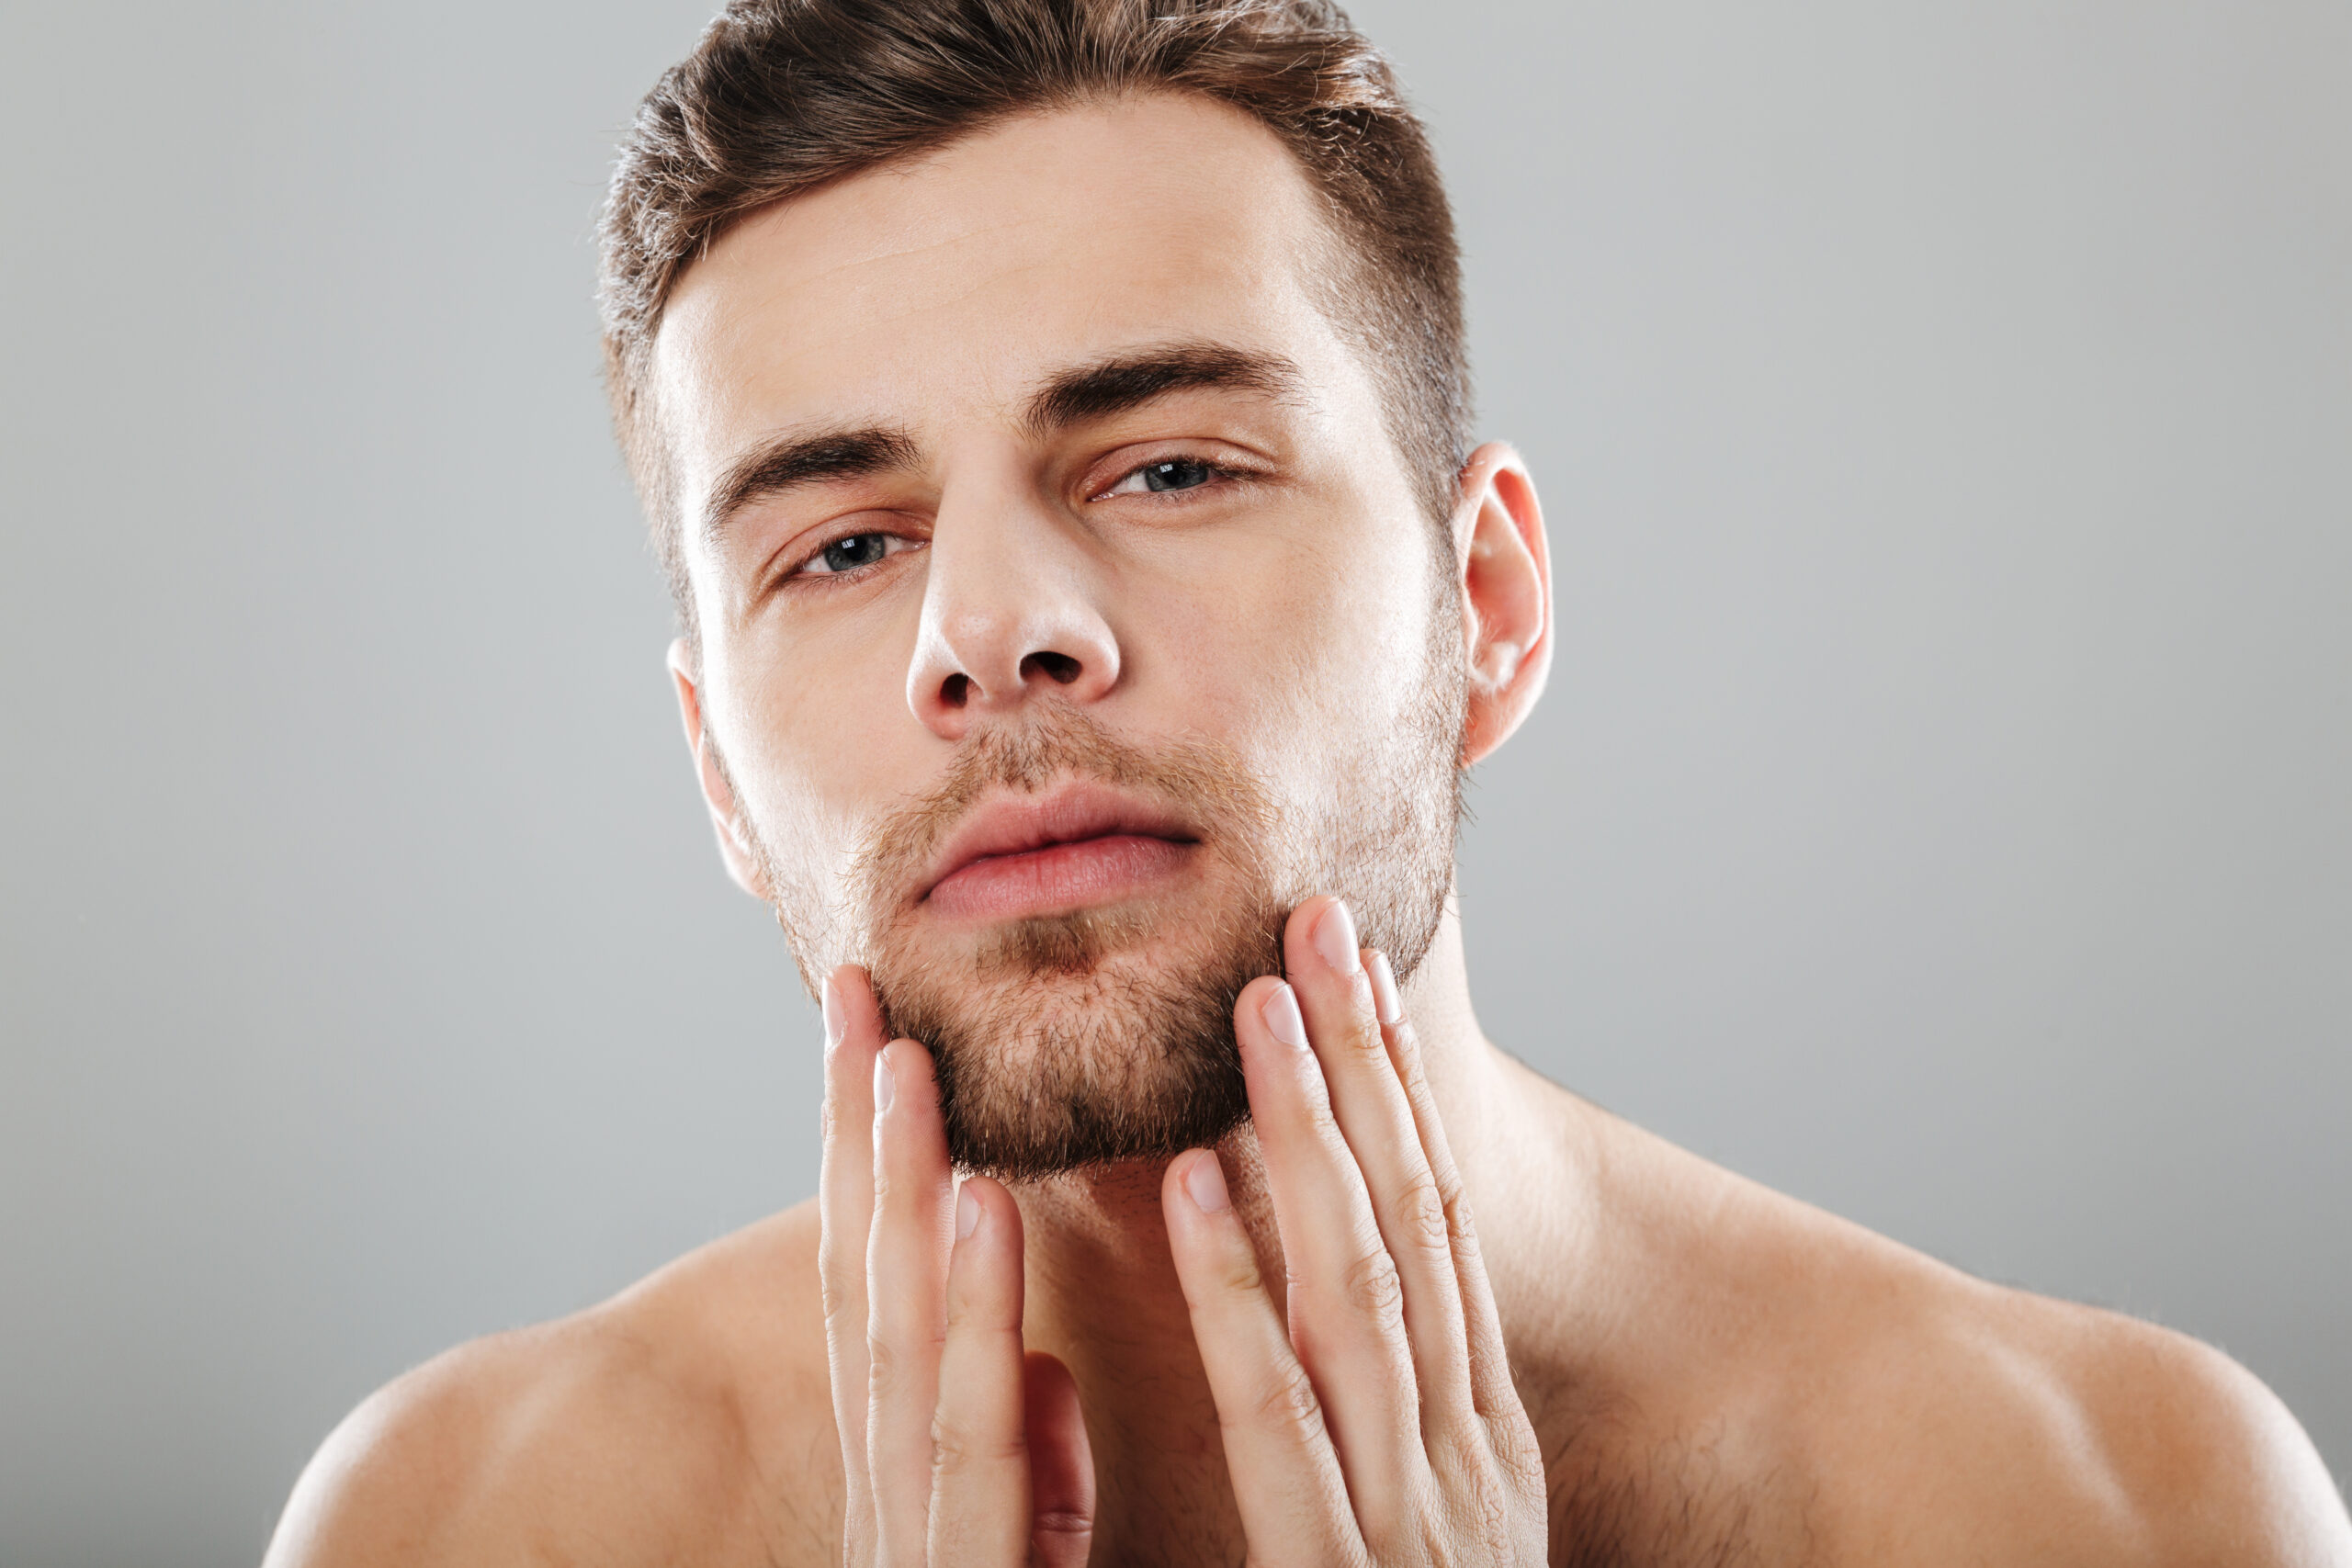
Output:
[
  {"xmin": 941, "ymin": 672, "xmax": 972, "ymax": 708},
  {"xmin": 1022, "ymin": 651, "xmax": 1082, "ymax": 686}
]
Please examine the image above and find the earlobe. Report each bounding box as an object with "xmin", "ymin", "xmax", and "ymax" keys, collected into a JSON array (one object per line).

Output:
[
  {"xmin": 1450, "ymin": 443, "xmax": 1553, "ymax": 766},
  {"xmin": 666, "ymin": 637, "xmax": 774, "ymax": 901}
]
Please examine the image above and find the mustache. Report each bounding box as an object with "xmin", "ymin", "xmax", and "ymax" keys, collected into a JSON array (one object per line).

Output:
[{"xmin": 843, "ymin": 701, "xmax": 1274, "ymax": 924}]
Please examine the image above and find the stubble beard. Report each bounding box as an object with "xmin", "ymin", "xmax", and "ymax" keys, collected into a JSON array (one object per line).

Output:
[{"xmin": 746, "ymin": 635, "xmax": 1467, "ymax": 1180}]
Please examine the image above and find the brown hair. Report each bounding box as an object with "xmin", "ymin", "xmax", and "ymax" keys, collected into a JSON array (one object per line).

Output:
[{"xmin": 599, "ymin": 0, "xmax": 1469, "ymax": 616}]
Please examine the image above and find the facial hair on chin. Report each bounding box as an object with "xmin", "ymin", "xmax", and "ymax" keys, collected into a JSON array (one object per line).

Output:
[
  {"xmin": 750, "ymin": 668, "xmax": 1464, "ymax": 1180},
  {"xmin": 847, "ymin": 705, "xmax": 1277, "ymax": 1178}
]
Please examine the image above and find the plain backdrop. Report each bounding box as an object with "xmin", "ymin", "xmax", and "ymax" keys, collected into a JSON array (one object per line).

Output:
[{"xmin": 2, "ymin": 2, "xmax": 2346, "ymax": 1562}]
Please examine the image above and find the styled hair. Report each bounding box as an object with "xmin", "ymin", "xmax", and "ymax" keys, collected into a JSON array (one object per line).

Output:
[{"xmin": 599, "ymin": 0, "xmax": 1470, "ymax": 616}]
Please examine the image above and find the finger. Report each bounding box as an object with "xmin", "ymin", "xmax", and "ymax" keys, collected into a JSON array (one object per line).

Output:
[
  {"xmin": 1235, "ymin": 965, "xmax": 1425, "ymax": 1541},
  {"xmin": 1023, "ymin": 1352, "xmax": 1096, "ymax": 1568},
  {"xmin": 1283, "ymin": 897, "xmax": 1476, "ymax": 1440},
  {"xmin": 1372, "ymin": 953, "xmax": 1533, "ymax": 1449},
  {"xmin": 866, "ymin": 1039, "xmax": 956, "ymax": 1567},
  {"xmin": 818, "ymin": 965, "xmax": 887, "ymax": 1564},
  {"xmin": 927, "ymin": 1179, "xmax": 1036, "ymax": 1564},
  {"xmin": 1162, "ymin": 1149, "xmax": 1359, "ymax": 1566}
]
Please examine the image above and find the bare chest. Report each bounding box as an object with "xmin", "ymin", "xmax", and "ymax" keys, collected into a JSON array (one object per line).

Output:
[{"xmin": 733, "ymin": 1427, "xmax": 1806, "ymax": 1568}]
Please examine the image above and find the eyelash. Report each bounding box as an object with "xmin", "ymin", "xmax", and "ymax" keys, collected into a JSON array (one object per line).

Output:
[
  {"xmin": 777, "ymin": 454, "xmax": 1251, "ymax": 591},
  {"xmin": 1091, "ymin": 454, "xmax": 1250, "ymax": 502},
  {"xmin": 783, "ymin": 530, "xmax": 921, "ymax": 591}
]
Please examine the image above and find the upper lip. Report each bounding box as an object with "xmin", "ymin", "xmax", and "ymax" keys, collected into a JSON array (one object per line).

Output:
[{"xmin": 919, "ymin": 782, "xmax": 1199, "ymax": 902}]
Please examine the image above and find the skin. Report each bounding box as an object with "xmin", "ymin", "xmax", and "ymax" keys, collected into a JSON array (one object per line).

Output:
[{"xmin": 264, "ymin": 96, "xmax": 2352, "ymax": 1566}]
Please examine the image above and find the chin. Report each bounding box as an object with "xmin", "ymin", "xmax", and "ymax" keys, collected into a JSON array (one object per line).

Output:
[{"xmin": 869, "ymin": 899, "xmax": 1278, "ymax": 1179}]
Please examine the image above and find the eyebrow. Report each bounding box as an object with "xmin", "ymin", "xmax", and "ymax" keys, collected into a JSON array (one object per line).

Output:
[
  {"xmin": 701, "ymin": 424, "xmax": 922, "ymax": 545},
  {"xmin": 1023, "ymin": 342, "xmax": 1304, "ymax": 435},
  {"xmin": 700, "ymin": 343, "xmax": 1302, "ymax": 542}
]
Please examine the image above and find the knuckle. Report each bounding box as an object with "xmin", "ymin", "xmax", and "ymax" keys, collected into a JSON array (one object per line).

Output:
[
  {"xmin": 1031, "ymin": 1508, "xmax": 1093, "ymax": 1542},
  {"xmin": 1294, "ymin": 1087, "xmax": 1343, "ymax": 1142},
  {"xmin": 946, "ymin": 1306, "xmax": 1023, "ymax": 1369},
  {"xmin": 863, "ymin": 1334, "xmax": 903, "ymax": 1397},
  {"xmin": 820, "ymin": 1092, "xmax": 858, "ymax": 1144},
  {"xmin": 863, "ymin": 1331, "xmax": 938, "ymax": 1402},
  {"xmin": 1337, "ymin": 985, "xmax": 1386, "ymax": 1055},
  {"xmin": 821, "ymin": 1290, "xmax": 864, "ymax": 1345},
  {"xmin": 1445, "ymin": 1192, "xmax": 1487, "ymax": 1269},
  {"xmin": 1469, "ymin": 1371, "xmax": 1521, "ymax": 1427},
  {"xmin": 928, "ymin": 1411, "xmax": 1022, "ymax": 1478},
  {"xmin": 1435, "ymin": 1418, "xmax": 1500, "ymax": 1490},
  {"xmin": 1429, "ymin": 1439, "xmax": 1532, "ymax": 1560},
  {"xmin": 1466, "ymin": 1470, "xmax": 1517, "ymax": 1553},
  {"xmin": 1389, "ymin": 1017, "xmax": 1424, "ymax": 1061},
  {"xmin": 1238, "ymin": 1356, "xmax": 1326, "ymax": 1438},
  {"xmin": 1387, "ymin": 1171, "xmax": 1453, "ymax": 1258},
  {"xmin": 1213, "ymin": 1240, "xmax": 1267, "ymax": 1299},
  {"xmin": 1338, "ymin": 1244, "xmax": 1406, "ymax": 1325},
  {"xmin": 943, "ymin": 1278, "xmax": 1013, "ymax": 1336},
  {"xmin": 1494, "ymin": 1416, "xmax": 1547, "ymax": 1493},
  {"xmin": 1430, "ymin": 1161, "xmax": 1469, "ymax": 1230}
]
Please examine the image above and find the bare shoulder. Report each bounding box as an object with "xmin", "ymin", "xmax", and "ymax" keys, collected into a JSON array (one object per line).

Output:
[
  {"xmin": 264, "ymin": 1201, "xmax": 842, "ymax": 1568},
  {"xmin": 1789, "ymin": 1243, "xmax": 2350, "ymax": 1564},
  {"xmin": 1567, "ymin": 1101, "xmax": 2352, "ymax": 1566}
]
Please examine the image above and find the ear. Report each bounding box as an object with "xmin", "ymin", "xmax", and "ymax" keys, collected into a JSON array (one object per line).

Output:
[
  {"xmin": 667, "ymin": 637, "xmax": 774, "ymax": 901},
  {"xmin": 1449, "ymin": 441, "xmax": 1553, "ymax": 765}
]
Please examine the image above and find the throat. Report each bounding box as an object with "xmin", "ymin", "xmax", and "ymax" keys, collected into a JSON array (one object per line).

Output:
[{"xmin": 1007, "ymin": 1138, "xmax": 1284, "ymax": 1562}]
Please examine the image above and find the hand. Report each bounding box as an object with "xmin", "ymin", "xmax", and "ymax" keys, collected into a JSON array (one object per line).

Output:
[
  {"xmin": 817, "ymin": 966, "xmax": 1096, "ymax": 1567},
  {"xmin": 1160, "ymin": 897, "xmax": 1551, "ymax": 1564}
]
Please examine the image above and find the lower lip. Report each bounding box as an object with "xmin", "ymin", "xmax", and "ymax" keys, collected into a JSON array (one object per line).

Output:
[{"xmin": 925, "ymin": 834, "xmax": 1196, "ymax": 923}]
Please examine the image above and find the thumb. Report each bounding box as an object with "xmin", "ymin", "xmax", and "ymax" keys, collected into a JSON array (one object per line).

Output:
[{"xmin": 1023, "ymin": 1351, "xmax": 1094, "ymax": 1568}]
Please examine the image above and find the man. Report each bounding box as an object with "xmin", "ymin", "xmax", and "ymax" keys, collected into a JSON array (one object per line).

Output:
[{"xmin": 266, "ymin": 1, "xmax": 2351, "ymax": 1562}]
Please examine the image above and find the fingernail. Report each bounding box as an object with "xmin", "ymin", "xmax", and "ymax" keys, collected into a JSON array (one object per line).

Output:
[
  {"xmin": 956, "ymin": 1184, "xmax": 981, "ymax": 1240},
  {"xmin": 1368, "ymin": 952, "xmax": 1402, "ymax": 1025},
  {"xmin": 872, "ymin": 1050, "xmax": 894, "ymax": 1115},
  {"xmin": 1184, "ymin": 1152, "xmax": 1230, "ymax": 1213},
  {"xmin": 822, "ymin": 974, "xmax": 846, "ymax": 1050},
  {"xmin": 1310, "ymin": 898, "xmax": 1359, "ymax": 974},
  {"xmin": 1260, "ymin": 982, "xmax": 1308, "ymax": 1050}
]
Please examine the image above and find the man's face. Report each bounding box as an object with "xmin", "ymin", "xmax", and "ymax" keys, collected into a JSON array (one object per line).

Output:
[{"xmin": 655, "ymin": 96, "xmax": 1466, "ymax": 1176}]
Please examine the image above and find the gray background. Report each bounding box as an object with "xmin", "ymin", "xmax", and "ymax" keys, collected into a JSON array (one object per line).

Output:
[{"xmin": 2, "ymin": 1, "xmax": 2345, "ymax": 1561}]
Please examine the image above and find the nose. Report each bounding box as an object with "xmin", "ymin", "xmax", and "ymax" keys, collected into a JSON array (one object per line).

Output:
[{"xmin": 905, "ymin": 479, "xmax": 1122, "ymax": 741}]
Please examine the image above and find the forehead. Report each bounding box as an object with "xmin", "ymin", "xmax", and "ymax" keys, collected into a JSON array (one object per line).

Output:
[{"xmin": 651, "ymin": 94, "xmax": 1358, "ymax": 484}]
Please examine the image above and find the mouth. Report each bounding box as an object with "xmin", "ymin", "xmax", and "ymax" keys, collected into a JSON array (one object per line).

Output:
[{"xmin": 920, "ymin": 783, "xmax": 1203, "ymax": 924}]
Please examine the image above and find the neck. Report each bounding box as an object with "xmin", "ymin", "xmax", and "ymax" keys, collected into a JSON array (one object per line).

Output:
[{"xmin": 1002, "ymin": 903, "xmax": 1588, "ymax": 1551}]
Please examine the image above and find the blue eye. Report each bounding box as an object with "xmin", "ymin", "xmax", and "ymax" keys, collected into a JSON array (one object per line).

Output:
[
  {"xmin": 819, "ymin": 533, "xmax": 889, "ymax": 571},
  {"xmin": 1139, "ymin": 459, "xmax": 1214, "ymax": 492}
]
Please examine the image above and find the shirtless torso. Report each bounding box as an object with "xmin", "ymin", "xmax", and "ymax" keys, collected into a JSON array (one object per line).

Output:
[{"xmin": 266, "ymin": 933, "xmax": 2346, "ymax": 1568}]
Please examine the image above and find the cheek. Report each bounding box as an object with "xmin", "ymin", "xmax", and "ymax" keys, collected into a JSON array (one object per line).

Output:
[
  {"xmin": 1127, "ymin": 544, "xmax": 1321, "ymax": 749},
  {"xmin": 1132, "ymin": 521, "xmax": 1439, "ymax": 785},
  {"xmin": 701, "ymin": 618, "xmax": 920, "ymax": 881}
]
